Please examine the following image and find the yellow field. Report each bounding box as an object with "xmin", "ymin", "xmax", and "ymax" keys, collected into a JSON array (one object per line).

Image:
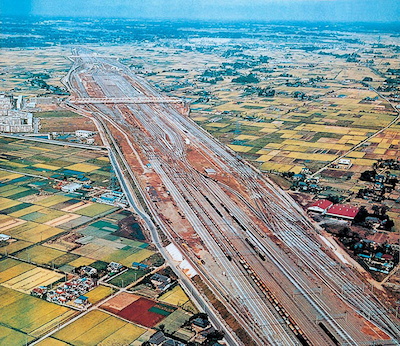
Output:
[
  {"xmin": 0, "ymin": 240, "xmax": 32, "ymax": 256},
  {"xmin": 33, "ymin": 163, "xmax": 61, "ymax": 171},
  {"xmin": 16, "ymin": 245, "xmax": 65, "ymax": 265},
  {"xmin": 0, "ymin": 261, "xmax": 35, "ymax": 283},
  {"xmin": 10, "ymin": 205, "xmax": 44, "ymax": 218},
  {"xmin": 286, "ymin": 152, "xmax": 338, "ymax": 161},
  {"xmin": 0, "ymin": 173, "xmax": 24, "ymax": 181},
  {"xmin": 351, "ymin": 158, "xmax": 377, "ymax": 166},
  {"xmin": 2, "ymin": 267, "xmax": 63, "ymax": 293},
  {"xmin": 84, "ymin": 285, "xmax": 114, "ymax": 304},
  {"xmin": 76, "ymin": 203, "xmax": 116, "ymax": 217},
  {"xmin": 68, "ymin": 256, "xmax": 95, "ymax": 267},
  {"xmin": 260, "ymin": 127, "xmax": 278, "ymax": 134},
  {"xmin": 53, "ymin": 310, "xmax": 146, "ymax": 345},
  {"xmin": 280, "ymin": 139, "xmax": 351, "ymax": 151},
  {"xmin": 7, "ymin": 223, "xmax": 65, "ymax": 243},
  {"xmin": 0, "ymin": 325, "xmax": 35, "ymax": 345},
  {"xmin": 235, "ymin": 134, "xmax": 259, "ymax": 140},
  {"xmin": 373, "ymin": 148, "xmax": 387, "ymax": 155},
  {"xmin": 29, "ymin": 146, "xmax": 52, "ymax": 151},
  {"xmin": 228, "ymin": 145, "xmax": 252, "ymax": 153},
  {"xmin": 0, "ymin": 197, "xmax": 21, "ymax": 210},
  {"xmin": 65, "ymin": 163, "xmax": 100, "ymax": 172},
  {"xmin": 256, "ymin": 155, "xmax": 274, "ymax": 162},
  {"xmin": 97, "ymin": 156, "xmax": 110, "ymax": 162},
  {"xmin": 346, "ymin": 151, "xmax": 366, "ymax": 158},
  {"xmin": 260, "ymin": 162, "xmax": 303, "ymax": 173},
  {"xmin": 99, "ymin": 323, "xmax": 146, "ymax": 345},
  {"xmin": 36, "ymin": 338, "xmax": 69, "ymax": 346},
  {"xmin": 159, "ymin": 285, "xmax": 190, "ymax": 306},
  {"xmin": 117, "ymin": 249, "xmax": 154, "ymax": 267},
  {"xmin": 0, "ymin": 286, "xmax": 73, "ymax": 334},
  {"xmin": 0, "ymin": 217, "xmax": 27, "ymax": 232}
]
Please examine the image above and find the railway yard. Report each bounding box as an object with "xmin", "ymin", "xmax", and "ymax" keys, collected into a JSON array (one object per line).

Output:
[{"xmin": 63, "ymin": 48, "xmax": 400, "ymax": 345}]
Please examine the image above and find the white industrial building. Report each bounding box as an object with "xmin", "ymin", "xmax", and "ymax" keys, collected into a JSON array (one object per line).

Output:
[
  {"xmin": 75, "ymin": 130, "xmax": 95, "ymax": 138},
  {"xmin": 61, "ymin": 182, "xmax": 82, "ymax": 193}
]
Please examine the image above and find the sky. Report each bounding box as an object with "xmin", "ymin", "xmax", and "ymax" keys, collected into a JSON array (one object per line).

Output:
[{"xmin": 1, "ymin": 0, "xmax": 399, "ymax": 22}]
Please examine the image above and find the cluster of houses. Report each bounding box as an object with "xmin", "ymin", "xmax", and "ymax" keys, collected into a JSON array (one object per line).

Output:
[
  {"xmin": 357, "ymin": 169, "xmax": 399, "ymax": 202},
  {"xmin": 354, "ymin": 239, "xmax": 395, "ymax": 274},
  {"xmin": 307, "ymin": 199, "xmax": 359, "ymax": 220},
  {"xmin": 290, "ymin": 173, "xmax": 322, "ymax": 193},
  {"xmin": 32, "ymin": 277, "xmax": 95, "ymax": 309},
  {"xmin": 148, "ymin": 314, "xmax": 219, "ymax": 346}
]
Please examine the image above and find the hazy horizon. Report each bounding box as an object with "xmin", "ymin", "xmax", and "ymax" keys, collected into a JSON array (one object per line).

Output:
[{"xmin": 1, "ymin": 0, "xmax": 399, "ymax": 23}]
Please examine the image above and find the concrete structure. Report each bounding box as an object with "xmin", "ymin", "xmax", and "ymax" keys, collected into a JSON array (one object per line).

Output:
[
  {"xmin": 0, "ymin": 110, "xmax": 37, "ymax": 133},
  {"xmin": 338, "ymin": 158, "xmax": 352, "ymax": 166},
  {"xmin": 0, "ymin": 95, "xmax": 12, "ymax": 115},
  {"xmin": 75, "ymin": 130, "xmax": 95, "ymax": 138},
  {"xmin": 204, "ymin": 168, "xmax": 217, "ymax": 175},
  {"xmin": 61, "ymin": 182, "xmax": 82, "ymax": 193},
  {"xmin": 0, "ymin": 234, "xmax": 11, "ymax": 241},
  {"xmin": 0, "ymin": 95, "xmax": 40, "ymax": 133}
]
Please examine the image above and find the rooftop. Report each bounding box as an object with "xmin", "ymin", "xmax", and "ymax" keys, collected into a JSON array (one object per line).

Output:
[
  {"xmin": 325, "ymin": 204, "xmax": 359, "ymax": 219},
  {"xmin": 308, "ymin": 199, "xmax": 333, "ymax": 211}
]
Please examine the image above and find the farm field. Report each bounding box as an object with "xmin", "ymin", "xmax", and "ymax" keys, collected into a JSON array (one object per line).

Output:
[
  {"xmin": 0, "ymin": 286, "xmax": 76, "ymax": 338},
  {"xmin": 0, "ymin": 137, "xmax": 111, "ymax": 187},
  {"xmin": 102, "ymin": 295, "xmax": 176, "ymax": 328},
  {"xmin": 70, "ymin": 219, "xmax": 154, "ymax": 267},
  {"xmin": 51, "ymin": 310, "xmax": 146, "ymax": 346},
  {"xmin": 158, "ymin": 285, "xmax": 190, "ymax": 307},
  {"xmin": 84, "ymin": 285, "xmax": 115, "ymax": 304},
  {"xmin": 2, "ymin": 266, "xmax": 64, "ymax": 293},
  {"xmin": 108, "ymin": 268, "xmax": 148, "ymax": 287}
]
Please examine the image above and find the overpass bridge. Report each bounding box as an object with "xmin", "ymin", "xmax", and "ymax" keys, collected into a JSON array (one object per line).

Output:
[{"xmin": 69, "ymin": 97, "xmax": 183, "ymax": 105}]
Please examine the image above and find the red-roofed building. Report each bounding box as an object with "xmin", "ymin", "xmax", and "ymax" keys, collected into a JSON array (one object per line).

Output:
[
  {"xmin": 325, "ymin": 204, "xmax": 359, "ymax": 220},
  {"xmin": 307, "ymin": 200, "xmax": 333, "ymax": 213}
]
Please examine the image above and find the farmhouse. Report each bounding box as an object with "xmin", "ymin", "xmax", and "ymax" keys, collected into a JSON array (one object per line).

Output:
[{"xmin": 150, "ymin": 273, "xmax": 172, "ymax": 291}]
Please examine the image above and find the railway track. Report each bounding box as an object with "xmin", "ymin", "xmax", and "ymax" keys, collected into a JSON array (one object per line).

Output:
[{"xmin": 65, "ymin": 49, "xmax": 400, "ymax": 345}]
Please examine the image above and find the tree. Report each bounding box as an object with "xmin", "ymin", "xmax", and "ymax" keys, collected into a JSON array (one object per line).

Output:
[
  {"xmin": 388, "ymin": 176, "xmax": 398, "ymax": 188},
  {"xmin": 372, "ymin": 205, "xmax": 380, "ymax": 215},
  {"xmin": 360, "ymin": 170, "xmax": 376, "ymax": 182},
  {"xmin": 354, "ymin": 206, "xmax": 368, "ymax": 224},
  {"xmin": 384, "ymin": 219, "xmax": 394, "ymax": 231},
  {"xmin": 205, "ymin": 330, "xmax": 225, "ymax": 345}
]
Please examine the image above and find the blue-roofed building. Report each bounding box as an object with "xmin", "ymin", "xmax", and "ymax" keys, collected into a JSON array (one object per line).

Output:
[{"xmin": 132, "ymin": 262, "xmax": 149, "ymax": 270}]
